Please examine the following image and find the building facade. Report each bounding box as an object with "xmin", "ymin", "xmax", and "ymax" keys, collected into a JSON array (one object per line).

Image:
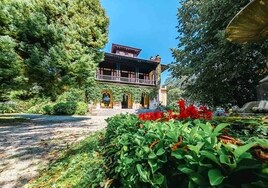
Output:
[{"xmin": 95, "ymin": 44, "xmax": 167, "ymax": 110}]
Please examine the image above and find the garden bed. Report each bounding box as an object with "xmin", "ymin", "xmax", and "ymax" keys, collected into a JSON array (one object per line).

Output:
[{"xmin": 26, "ymin": 113, "xmax": 268, "ymax": 188}]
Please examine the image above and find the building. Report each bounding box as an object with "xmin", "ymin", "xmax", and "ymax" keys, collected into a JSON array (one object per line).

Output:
[{"xmin": 94, "ymin": 44, "xmax": 168, "ymax": 110}]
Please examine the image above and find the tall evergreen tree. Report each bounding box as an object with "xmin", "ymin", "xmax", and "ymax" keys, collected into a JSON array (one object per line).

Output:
[
  {"xmin": 0, "ymin": 0, "xmax": 109, "ymax": 100},
  {"xmin": 171, "ymin": 0, "xmax": 268, "ymax": 107}
]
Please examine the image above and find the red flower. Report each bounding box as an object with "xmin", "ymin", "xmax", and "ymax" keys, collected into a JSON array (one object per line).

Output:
[{"xmin": 138, "ymin": 99, "xmax": 213, "ymax": 122}]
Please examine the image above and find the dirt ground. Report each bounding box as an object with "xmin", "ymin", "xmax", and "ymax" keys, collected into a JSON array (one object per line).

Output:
[{"xmin": 0, "ymin": 114, "xmax": 108, "ymax": 188}]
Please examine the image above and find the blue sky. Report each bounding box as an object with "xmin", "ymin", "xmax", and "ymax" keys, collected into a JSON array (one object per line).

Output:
[{"xmin": 100, "ymin": 0, "xmax": 179, "ymax": 84}]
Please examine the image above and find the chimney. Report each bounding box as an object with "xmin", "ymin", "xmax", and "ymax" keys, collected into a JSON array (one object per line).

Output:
[{"xmin": 155, "ymin": 54, "xmax": 161, "ymax": 62}]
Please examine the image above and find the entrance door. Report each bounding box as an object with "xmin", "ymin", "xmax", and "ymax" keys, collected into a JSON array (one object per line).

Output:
[
  {"xmin": 122, "ymin": 94, "xmax": 128, "ymax": 109},
  {"xmin": 140, "ymin": 93, "xmax": 149, "ymax": 109}
]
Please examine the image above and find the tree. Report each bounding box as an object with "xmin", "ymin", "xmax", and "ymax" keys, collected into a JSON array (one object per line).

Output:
[
  {"xmin": 171, "ymin": 0, "xmax": 268, "ymax": 107},
  {"xmin": 0, "ymin": 1, "xmax": 25, "ymax": 101},
  {"xmin": 0, "ymin": 0, "xmax": 109, "ymax": 100}
]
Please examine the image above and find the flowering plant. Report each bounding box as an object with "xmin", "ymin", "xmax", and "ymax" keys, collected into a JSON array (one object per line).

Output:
[{"xmin": 138, "ymin": 99, "xmax": 212, "ymax": 121}]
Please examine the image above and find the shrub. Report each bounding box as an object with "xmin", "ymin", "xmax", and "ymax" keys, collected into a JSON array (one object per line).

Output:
[
  {"xmin": 26, "ymin": 98, "xmax": 51, "ymax": 114},
  {"xmin": 213, "ymin": 116, "xmax": 268, "ymax": 141},
  {"xmin": 43, "ymin": 104, "xmax": 55, "ymax": 115},
  {"xmin": 104, "ymin": 114, "xmax": 268, "ymax": 187},
  {"xmin": 0, "ymin": 102, "xmax": 17, "ymax": 113},
  {"xmin": 57, "ymin": 89, "xmax": 85, "ymax": 103},
  {"xmin": 164, "ymin": 104, "xmax": 179, "ymax": 112},
  {"xmin": 75, "ymin": 102, "xmax": 88, "ymax": 115},
  {"xmin": 53, "ymin": 102, "xmax": 77, "ymax": 115},
  {"xmin": 0, "ymin": 100, "xmax": 30, "ymax": 113}
]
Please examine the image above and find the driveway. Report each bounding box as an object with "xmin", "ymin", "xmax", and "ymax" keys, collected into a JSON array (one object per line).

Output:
[{"xmin": 0, "ymin": 114, "xmax": 108, "ymax": 188}]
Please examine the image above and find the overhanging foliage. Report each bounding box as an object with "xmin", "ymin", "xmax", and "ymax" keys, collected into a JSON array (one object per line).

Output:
[{"xmin": 171, "ymin": 0, "xmax": 268, "ymax": 107}]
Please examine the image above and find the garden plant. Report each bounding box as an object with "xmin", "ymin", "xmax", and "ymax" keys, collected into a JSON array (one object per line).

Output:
[{"xmin": 27, "ymin": 100, "xmax": 268, "ymax": 188}]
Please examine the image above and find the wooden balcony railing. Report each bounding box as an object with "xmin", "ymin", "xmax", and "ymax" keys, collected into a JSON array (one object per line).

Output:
[{"xmin": 96, "ymin": 74, "xmax": 156, "ymax": 86}]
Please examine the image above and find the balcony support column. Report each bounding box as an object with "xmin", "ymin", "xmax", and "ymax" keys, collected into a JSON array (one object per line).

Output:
[
  {"xmin": 135, "ymin": 67, "xmax": 139, "ymax": 83},
  {"xmin": 116, "ymin": 63, "xmax": 120, "ymax": 80}
]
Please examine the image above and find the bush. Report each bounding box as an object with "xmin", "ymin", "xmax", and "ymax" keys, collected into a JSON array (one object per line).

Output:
[
  {"xmin": 213, "ymin": 116, "xmax": 268, "ymax": 141},
  {"xmin": 0, "ymin": 102, "xmax": 17, "ymax": 113},
  {"xmin": 57, "ymin": 89, "xmax": 85, "ymax": 103},
  {"xmin": 0, "ymin": 100, "xmax": 31, "ymax": 113},
  {"xmin": 26, "ymin": 98, "xmax": 51, "ymax": 114},
  {"xmin": 164, "ymin": 104, "xmax": 179, "ymax": 112},
  {"xmin": 53, "ymin": 102, "xmax": 77, "ymax": 115},
  {"xmin": 103, "ymin": 114, "xmax": 268, "ymax": 187},
  {"xmin": 43, "ymin": 104, "xmax": 55, "ymax": 115},
  {"xmin": 75, "ymin": 102, "xmax": 88, "ymax": 115}
]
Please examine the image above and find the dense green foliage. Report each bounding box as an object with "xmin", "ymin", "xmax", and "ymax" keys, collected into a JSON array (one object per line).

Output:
[
  {"xmin": 0, "ymin": 0, "xmax": 108, "ymax": 101},
  {"xmin": 26, "ymin": 114, "xmax": 268, "ymax": 187},
  {"xmin": 87, "ymin": 83, "xmax": 158, "ymax": 103},
  {"xmin": 0, "ymin": 102, "xmax": 17, "ymax": 113},
  {"xmin": 0, "ymin": 90, "xmax": 88, "ymax": 115},
  {"xmin": 171, "ymin": 0, "xmax": 268, "ymax": 107},
  {"xmin": 103, "ymin": 114, "xmax": 268, "ymax": 187},
  {"xmin": 213, "ymin": 116, "xmax": 268, "ymax": 140}
]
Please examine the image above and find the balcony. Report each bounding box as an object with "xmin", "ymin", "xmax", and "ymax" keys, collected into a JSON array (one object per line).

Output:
[{"xmin": 96, "ymin": 74, "xmax": 156, "ymax": 86}]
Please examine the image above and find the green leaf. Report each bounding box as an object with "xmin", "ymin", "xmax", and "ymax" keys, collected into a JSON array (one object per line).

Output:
[
  {"xmin": 233, "ymin": 142, "xmax": 256, "ymax": 159},
  {"xmin": 200, "ymin": 123, "xmax": 212, "ymax": 135},
  {"xmin": 124, "ymin": 158, "xmax": 133, "ymax": 164},
  {"xmin": 190, "ymin": 173, "xmax": 206, "ymax": 185},
  {"xmin": 136, "ymin": 164, "xmax": 149, "ymax": 182},
  {"xmin": 178, "ymin": 164, "xmax": 194, "ymax": 174},
  {"xmin": 152, "ymin": 173, "xmax": 165, "ymax": 185},
  {"xmin": 200, "ymin": 150, "xmax": 220, "ymax": 165},
  {"xmin": 219, "ymin": 154, "xmax": 236, "ymax": 169},
  {"xmin": 190, "ymin": 126, "xmax": 199, "ymax": 137},
  {"xmin": 148, "ymin": 152, "xmax": 157, "ymax": 159},
  {"xmin": 208, "ymin": 169, "xmax": 225, "ymax": 186},
  {"xmin": 156, "ymin": 148, "xmax": 165, "ymax": 156},
  {"xmin": 188, "ymin": 142, "xmax": 204, "ymax": 154},
  {"xmin": 213, "ymin": 123, "xmax": 230, "ymax": 133},
  {"xmin": 171, "ymin": 149, "xmax": 184, "ymax": 159},
  {"xmin": 148, "ymin": 159, "xmax": 160, "ymax": 173}
]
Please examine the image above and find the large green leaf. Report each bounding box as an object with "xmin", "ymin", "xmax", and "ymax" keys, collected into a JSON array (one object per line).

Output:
[
  {"xmin": 171, "ymin": 149, "xmax": 184, "ymax": 159},
  {"xmin": 208, "ymin": 169, "xmax": 225, "ymax": 186},
  {"xmin": 199, "ymin": 123, "xmax": 212, "ymax": 135},
  {"xmin": 156, "ymin": 148, "xmax": 165, "ymax": 156},
  {"xmin": 178, "ymin": 164, "xmax": 194, "ymax": 174},
  {"xmin": 213, "ymin": 123, "xmax": 230, "ymax": 133},
  {"xmin": 233, "ymin": 142, "xmax": 256, "ymax": 159},
  {"xmin": 200, "ymin": 150, "xmax": 220, "ymax": 166},
  {"xmin": 188, "ymin": 142, "xmax": 204, "ymax": 155},
  {"xmin": 152, "ymin": 173, "xmax": 165, "ymax": 186},
  {"xmin": 148, "ymin": 152, "xmax": 157, "ymax": 159},
  {"xmin": 219, "ymin": 154, "xmax": 236, "ymax": 169}
]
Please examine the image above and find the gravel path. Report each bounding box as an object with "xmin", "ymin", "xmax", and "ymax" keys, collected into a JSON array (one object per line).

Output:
[{"xmin": 0, "ymin": 114, "xmax": 108, "ymax": 188}]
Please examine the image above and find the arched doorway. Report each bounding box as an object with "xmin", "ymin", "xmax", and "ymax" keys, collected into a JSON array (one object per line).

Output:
[
  {"xmin": 101, "ymin": 90, "xmax": 113, "ymax": 108},
  {"xmin": 140, "ymin": 93, "xmax": 149, "ymax": 109},
  {"xmin": 122, "ymin": 93, "xmax": 133, "ymax": 109}
]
